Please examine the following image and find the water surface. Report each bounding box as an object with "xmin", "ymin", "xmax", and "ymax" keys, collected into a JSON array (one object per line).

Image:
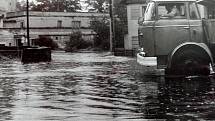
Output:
[{"xmin": 0, "ymin": 51, "xmax": 214, "ymax": 121}]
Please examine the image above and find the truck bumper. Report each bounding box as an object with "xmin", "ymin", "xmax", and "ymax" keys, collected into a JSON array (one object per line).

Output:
[{"xmin": 137, "ymin": 52, "xmax": 157, "ymax": 66}]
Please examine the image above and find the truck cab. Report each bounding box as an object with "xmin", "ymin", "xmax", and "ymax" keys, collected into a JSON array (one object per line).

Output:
[{"xmin": 137, "ymin": 0, "xmax": 215, "ymax": 75}]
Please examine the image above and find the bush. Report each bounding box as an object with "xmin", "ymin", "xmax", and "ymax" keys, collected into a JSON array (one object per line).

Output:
[
  {"xmin": 34, "ymin": 36, "xmax": 59, "ymax": 50},
  {"xmin": 90, "ymin": 16, "xmax": 110, "ymax": 50},
  {"xmin": 65, "ymin": 32, "xmax": 92, "ymax": 52}
]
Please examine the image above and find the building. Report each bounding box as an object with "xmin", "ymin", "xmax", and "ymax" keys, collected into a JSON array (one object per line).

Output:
[
  {"xmin": 0, "ymin": 0, "xmax": 17, "ymax": 28},
  {"xmin": 0, "ymin": 0, "xmax": 17, "ymax": 13},
  {"xmin": 120, "ymin": 0, "xmax": 148, "ymax": 52},
  {"xmin": 3, "ymin": 11, "xmax": 108, "ymax": 48},
  {"xmin": 0, "ymin": 0, "xmax": 17, "ymax": 46}
]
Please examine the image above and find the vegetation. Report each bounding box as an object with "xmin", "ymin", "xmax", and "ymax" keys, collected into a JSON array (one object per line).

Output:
[
  {"xmin": 65, "ymin": 17, "xmax": 110, "ymax": 52},
  {"xmin": 17, "ymin": 0, "xmax": 109, "ymax": 13},
  {"xmin": 65, "ymin": 32, "xmax": 92, "ymax": 52},
  {"xmin": 86, "ymin": 0, "xmax": 127, "ymax": 49},
  {"xmin": 17, "ymin": 0, "xmax": 81, "ymax": 12},
  {"xmin": 16, "ymin": 0, "xmax": 36, "ymax": 11},
  {"xmin": 34, "ymin": 36, "xmax": 59, "ymax": 50},
  {"xmin": 90, "ymin": 16, "xmax": 110, "ymax": 50},
  {"xmin": 87, "ymin": 0, "xmax": 127, "ymax": 49},
  {"xmin": 85, "ymin": 0, "xmax": 109, "ymax": 13},
  {"xmin": 113, "ymin": 0, "xmax": 127, "ymax": 48}
]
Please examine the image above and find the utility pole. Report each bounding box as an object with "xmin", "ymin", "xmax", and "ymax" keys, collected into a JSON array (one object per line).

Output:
[
  {"xmin": 57, "ymin": 0, "xmax": 60, "ymax": 12},
  {"xmin": 109, "ymin": 0, "xmax": 115, "ymax": 52},
  {"xmin": 26, "ymin": 0, "xmax": 30, "ymax": 46}
]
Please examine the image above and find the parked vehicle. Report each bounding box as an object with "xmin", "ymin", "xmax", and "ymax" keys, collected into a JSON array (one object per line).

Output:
[{"xmin": 137, "ymin": 0, "xmax": 215, "ymax": 76}]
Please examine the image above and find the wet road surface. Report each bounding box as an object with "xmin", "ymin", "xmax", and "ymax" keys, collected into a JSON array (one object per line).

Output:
[{"xmin": 0, "ymin": 51, "xmax": 215, "ymax": 121}]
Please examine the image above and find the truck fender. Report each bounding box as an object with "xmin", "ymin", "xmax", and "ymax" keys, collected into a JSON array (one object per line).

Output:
[{"xmin": 167, "ymin": 42, "xmax": 214, "ymax": 68}]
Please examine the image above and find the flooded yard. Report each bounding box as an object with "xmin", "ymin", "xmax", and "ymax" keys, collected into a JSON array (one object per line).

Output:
[{"xmin": 0, "ymin": 51, "xmax": 215, "ymax": 121}]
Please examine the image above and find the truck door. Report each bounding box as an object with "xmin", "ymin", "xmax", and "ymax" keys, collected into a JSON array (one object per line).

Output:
[
  {"xmin": 188, "ymin": 2, "xmax": 204, "ymax": 43},
  {"xmin": 154, "ymin": 2, "xmax": 190, "ymax": 56},
  {"xmin": 139, "ymin": 2, "xmax": 156, "ymax": 56}
]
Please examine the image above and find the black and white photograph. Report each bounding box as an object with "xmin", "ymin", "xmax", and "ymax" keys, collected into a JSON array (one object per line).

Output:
[{"xmin": 0, "ymin": 0, "xmax": 215, "ymax": 120}]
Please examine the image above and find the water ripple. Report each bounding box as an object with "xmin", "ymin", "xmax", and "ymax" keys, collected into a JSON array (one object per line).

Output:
[{"xmin": 0, "ymin": 51, "xmax": 214, "ymax": 120}]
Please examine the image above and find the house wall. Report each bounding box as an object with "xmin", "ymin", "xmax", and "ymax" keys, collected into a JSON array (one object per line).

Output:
[
  {"xmin": 5, "ymin": 16, "xmax": 92, "ymax": 28},
  {"xmin": 0, "ymin": 0, "xmax": 17, "ymax": 28},
  {"xmin": 4, "ymin": 11, "xmax": 108, "ymax": 48},
  {"xmin": 0, "ymin": 18, "xmax": 3, "ymax": 28},
  {"xmin": 0, "ymin": 0, "xmax": 17, "ymax": 46},
  {"xmin": 125, "ymin": 4, "xmax": 146, "ymax": 50},
  {"xmin": 0, "ymin": 0, "xmax": 17, "ymax": 12},
  {"xmin": 5, "ymin": 11, "xmax": 107, "ymax": 28}
]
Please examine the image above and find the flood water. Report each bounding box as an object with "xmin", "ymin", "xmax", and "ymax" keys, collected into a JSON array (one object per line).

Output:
[{"xmin": 0, "ymin": 51, "xmax": 215, "ymax": 121}]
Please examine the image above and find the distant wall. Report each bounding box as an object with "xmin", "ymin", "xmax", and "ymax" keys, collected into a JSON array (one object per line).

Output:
[
  {"xmin": 3, "ymin": 11, "xmax": 108, "ymax": 48},
  {"xmin": 0, "ymin": 0, "xmax": 17, "ymax": 12},
  {"xmin": 126, "ymin": 4, "xmax": 146, "ymax": 50}
]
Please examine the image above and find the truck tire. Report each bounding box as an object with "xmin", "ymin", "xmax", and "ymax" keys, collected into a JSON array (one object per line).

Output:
[{"xmin": 166, "ymin": 48, "xmax": 211, "ymax": 76}]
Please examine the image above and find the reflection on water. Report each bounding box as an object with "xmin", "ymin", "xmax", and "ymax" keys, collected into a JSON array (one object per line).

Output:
[
  {"xmin": 0, "ymin": 51, "xmax": 214, "ymax": 120},
  {"xmin": 156, "ymin": 77, "xmax": 215, "ymax": 120}
]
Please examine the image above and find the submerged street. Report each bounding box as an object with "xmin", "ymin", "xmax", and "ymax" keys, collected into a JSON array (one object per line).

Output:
[{"xmin": 0, "ymin": 51, "xmax": 215, "ymax": 121}]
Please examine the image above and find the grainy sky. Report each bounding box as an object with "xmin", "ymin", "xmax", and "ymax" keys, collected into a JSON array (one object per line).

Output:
[{"xmin": 18, "ymin": 0, "xmax": 34, "ymax": 1}]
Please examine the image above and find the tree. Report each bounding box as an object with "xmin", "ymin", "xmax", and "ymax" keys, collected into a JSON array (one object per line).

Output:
[
  {"xmin": 85, "ymin": 0, "xmax": 109, "ymax": 13},
  {"xmin": 31, "ymin": 0, "xmax": 52, "ymax": 11},
  {"xmin": 112, "ymin": 0, "xmax": 127, "ymax": 48},
  {"xmin": 90, "ymin": 16, "xmax": 110, "ymax": 50},
  {"xmin": 16, "ymin": 0, "xmax": 36, "ymax": 11},
  {"xmin": 17, "ymin": 0, "xmax": 81, "ymax": 12},
  {"xmin": 65, "ymin": 32, "xmax": 92, "ymax": 52},
  {"xmin": 87, "ymin": 0, "xmax": 127, "ymax": 49}
]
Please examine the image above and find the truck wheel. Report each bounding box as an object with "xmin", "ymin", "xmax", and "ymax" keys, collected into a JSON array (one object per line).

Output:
[{"xmin": 166, "ymin": 49, "xmax": 211, "ymax": 76}]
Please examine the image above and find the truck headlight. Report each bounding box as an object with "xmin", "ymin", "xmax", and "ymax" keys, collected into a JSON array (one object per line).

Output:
[
  {"xmin": 138, "ymin": 48, "xmax": 144, "ymax": 52},
  {"xmin": 138, "ymin": 48, "xmax": 145, "ymax": 57}
]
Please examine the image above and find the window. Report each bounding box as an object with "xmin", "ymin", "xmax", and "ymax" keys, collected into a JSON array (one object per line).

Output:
[
  {"xmin": 144, "ymin": 2, "xmax": 155, "ymax": 21},
  {"xmin": 71, "ymin": 21, "xmax": 81, "ymax": 28},
  {"xmin": 208, "ymin": 8, "xmax": 215, "ymax": 19},
  {"xmin": 20, "ymin": 21, "xmax": 24, "ymax": 28},
  {"xmin": 57, "ymin": 20, "xmax": 62, "ymax": 27},
  {"xmin": 158, "ymin": 3, "xmax": 186, "ymax": 19},
  {"xmin": 189, "ymin": 2, "xmax": 200, "ymax": 19},
  {"xmin": 142, "ymin": 6, "xmax": 147, "ymax": 17},
  {"xmin": 90, "ymin": 21, "xmax": 97, "ymax": 26}
]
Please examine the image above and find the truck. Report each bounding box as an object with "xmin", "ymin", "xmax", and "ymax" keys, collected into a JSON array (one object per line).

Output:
[{"xmin": 137, "ymin": 0, "xmax": 215, "ymax": 76}]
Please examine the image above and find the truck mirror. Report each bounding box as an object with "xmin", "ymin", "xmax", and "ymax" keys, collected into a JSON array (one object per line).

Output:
[{"xmin": 138, "ymin": 17, "xmax": 144, "ymax": 25}]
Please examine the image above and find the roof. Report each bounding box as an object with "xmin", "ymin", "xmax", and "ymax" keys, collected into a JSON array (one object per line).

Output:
[
  {"xmin": 6, "ymin": 11, "xmax": 109, "ymax": 18},
  {"xmin": 152, "ymin": 0, "xmax": 196, "ymax": 2},
  {"xmin": 120, "ymin": 0, "xmax": 199, "ymax": 4},
  {"xmin": 197, "ymin": 0, "xmax": 215, "ymax": 7},
  {"xmin": 120, "ymin": 0, "xmax": 148, "ymax": 4},
  {"xmin": 120, "ymin": 0, "xmax": 215, "ymax": 5}
]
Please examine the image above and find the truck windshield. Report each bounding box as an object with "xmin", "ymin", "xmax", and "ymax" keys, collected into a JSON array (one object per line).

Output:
[{"xmin": 144, "ymin": 2, "xmax": 155, "ymax": 21}]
